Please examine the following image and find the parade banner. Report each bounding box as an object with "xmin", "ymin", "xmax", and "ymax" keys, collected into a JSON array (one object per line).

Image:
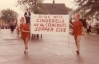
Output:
[{"xmin": 30, "ymin": 14, "xmax": 69, "ymax": 35}]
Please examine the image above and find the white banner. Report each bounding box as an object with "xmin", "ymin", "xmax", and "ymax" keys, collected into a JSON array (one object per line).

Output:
[{"xmin": 30, "ymin": 14, "xmax": 69, "ymax": 35}]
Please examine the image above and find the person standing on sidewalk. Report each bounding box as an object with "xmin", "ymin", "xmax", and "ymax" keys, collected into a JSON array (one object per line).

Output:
[
  {"xmin": 24, "ymin": 8, "xmax": 31, "ymax": 23},
  {"xmin": 70, "ymin": 14, "xmax": 86, "ymax": 54},
  {"xmin": 97, "ymin": 22, "xmax": 99, "ymax": 34},
  {"xmin": 86, "ymin": 18, "xmax": 92, "ymax": 33},
  {"xmin": 19, "ymin": 17, "xmax": 30, "ymax": 54},
  {"xmin": 0, "ymin": 25, "xmax": 1, "ymax": 31},
  {"xmin": 10, "ymin": 22, "xmax": 15, "ymax": 33}
]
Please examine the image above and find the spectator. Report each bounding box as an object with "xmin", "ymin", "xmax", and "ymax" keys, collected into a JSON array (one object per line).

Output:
[
  {"xmin": 10, "ymin": 22, "xmax": 15, "ymax": 33},
  {"xmin": 86, "ymin": 18, "xmax": 92, "ymax": 33},
  {"xmin": 97, "ymin": 22, "xmax": 99, "ymax": 34},
  {"xmin": 24, "ymin": 8, "xmax": 31, "ymax": 23}
]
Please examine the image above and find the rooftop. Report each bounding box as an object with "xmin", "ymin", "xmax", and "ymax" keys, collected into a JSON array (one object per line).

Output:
[{"xmin": 44, "ymin": 3, "xmax": 68, "ymax": 14}]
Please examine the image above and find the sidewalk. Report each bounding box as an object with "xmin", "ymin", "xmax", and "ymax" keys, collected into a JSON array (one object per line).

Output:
[{"xmin": 0, "ymin": 29, "xmax": 99, "ymax": 64}]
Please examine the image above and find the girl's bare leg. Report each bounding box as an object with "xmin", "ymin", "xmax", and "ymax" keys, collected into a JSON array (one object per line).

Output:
[
  {"xmin": 24, "ymin": 37, "xmax": 29, "ymax": 54},
  {"xmin": 74, "ymin": 36, "xmax": 77, "ymax": 47},
  {"xmin": 76, "ymin": 35, "xmax": 81, "ymax": 54}
]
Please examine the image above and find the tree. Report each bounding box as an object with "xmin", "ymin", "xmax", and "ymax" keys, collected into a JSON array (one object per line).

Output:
[
  {"xmin": 74, "ymin": 0, "xmax": 99, "ymax": 18},
  {"xmin": 17, "ymin": 0, "xmax": 49, "ymax": 14},
  {"xmin": 0, "ymin": 9, "xmax": 18, "ymax": 23}
]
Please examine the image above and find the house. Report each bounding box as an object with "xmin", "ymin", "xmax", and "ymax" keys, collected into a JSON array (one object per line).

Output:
[{"xmin": 43, "ymin": 1, "xmax": 68, "ymax": 15}]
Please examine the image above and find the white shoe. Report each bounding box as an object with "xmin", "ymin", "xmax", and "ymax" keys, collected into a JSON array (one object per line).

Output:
[{"xmin": 24, "ymin": 50, "xmax": 28, "ymax": 54}]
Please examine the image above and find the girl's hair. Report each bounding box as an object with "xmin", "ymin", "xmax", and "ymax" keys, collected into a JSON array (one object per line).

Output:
[{"xmin": 20, "ymin": 17, "xmax": 24, "ymax": 21}]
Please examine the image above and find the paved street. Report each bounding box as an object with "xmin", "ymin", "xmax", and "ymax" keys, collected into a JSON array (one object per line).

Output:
[{"xmin": 0, "ymin": 29, "xmax": 99, "ymax": 64}]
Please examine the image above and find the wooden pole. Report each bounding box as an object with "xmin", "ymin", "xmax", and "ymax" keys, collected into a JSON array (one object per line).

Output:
[
  {"xmin": 68, "ymin": 27, "xmax": 70, "ymax": 48},
  {"xmin": 30, "ymin": 17, "xmax": 32, "ymax": 43}
]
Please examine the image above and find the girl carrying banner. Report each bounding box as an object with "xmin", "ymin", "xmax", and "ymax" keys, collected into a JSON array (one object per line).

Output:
[
  {"xmin": 19, "ymin": 17, "xmax": 30, "ymax": 54},
  {"xmin": 70, "ymin": 14, "xmax": 86, "ymax": 54}
]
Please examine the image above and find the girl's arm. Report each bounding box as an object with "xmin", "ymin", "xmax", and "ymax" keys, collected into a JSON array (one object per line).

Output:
[
  {"xmin": 69, "ymin": 23, "xmax": 73, "ymax": 27},
  {"xmin": 22, "ymin": 29, "xmax": 30, "ymax": 32}
]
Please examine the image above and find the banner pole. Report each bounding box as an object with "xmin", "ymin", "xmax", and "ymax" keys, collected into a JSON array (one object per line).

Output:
[
  {"xmin": 30, "ymin": 31, "xmax": 32, "ymax": 43},
  {"xmin": 68, "ymin": 25, "xmax": 70, "ymax": 48},
  {"xmin": 30, "ymin": 18, "xmax": 32, "ymax": 43},
  {"xmin": 68, "ymin": 34, "xmax": 70, "ymax": 48}
]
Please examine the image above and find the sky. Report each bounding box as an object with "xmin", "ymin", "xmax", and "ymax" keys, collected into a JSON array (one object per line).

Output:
[{"xmin": 0, "ymin": 0, "xmax": 75, "ymax": 14}]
